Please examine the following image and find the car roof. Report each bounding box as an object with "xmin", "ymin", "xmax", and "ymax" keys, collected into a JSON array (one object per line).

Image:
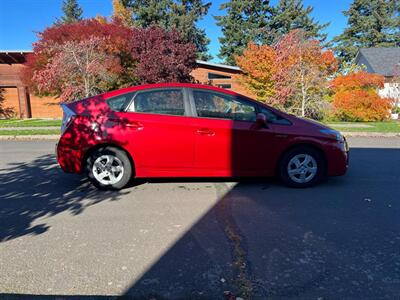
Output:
[{"xmin": 101, "ymin": 82, "xmax": 250, "ymax": 100}]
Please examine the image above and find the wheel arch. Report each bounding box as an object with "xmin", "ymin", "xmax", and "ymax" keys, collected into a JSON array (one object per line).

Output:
[{"xmin": 82, "ymin": 143, "xmax": 136, "ymax": 176}]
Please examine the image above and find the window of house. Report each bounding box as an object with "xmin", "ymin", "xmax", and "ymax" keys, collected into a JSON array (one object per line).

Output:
[
  {"xmin": 128, "ymin": 89, "xmax": 185, "ymax": 116},
  {"xmin": 193, "ymin": 90, "xmax": 256, "ymax": 122},
  {"xmin": 217, "ymin": 84, "xmax": 232, "ymax": 89},
  {"xmin": 208, "ymin": 72, "xmax": 232, "ymax": 80}
]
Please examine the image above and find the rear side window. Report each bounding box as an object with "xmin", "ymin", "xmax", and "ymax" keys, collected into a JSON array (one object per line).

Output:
[
  {"xmin": 193, "ymin": 90, "xmax": 256, "ymax": 122},
  {"xmin": 106, "ymin": 92, "xmax": 135, "ymax": 112},
  {"xmin": 128, "ymin": 89, "xmax": 185, "ymax": 116}
]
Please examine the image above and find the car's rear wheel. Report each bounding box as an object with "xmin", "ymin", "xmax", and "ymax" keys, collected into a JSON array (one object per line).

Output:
[
  {"xmin": 279, "ymin": 146, "xmax": 326, "ymax": 188},
  {"xmin": 86, "ymin": 147, "xmax": 132, "ymax": 190}
]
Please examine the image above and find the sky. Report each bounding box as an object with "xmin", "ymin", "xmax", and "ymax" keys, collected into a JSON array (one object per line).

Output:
[{"xmin": 0, "ymin": 0, "xmax": 353, "ymax": 63}]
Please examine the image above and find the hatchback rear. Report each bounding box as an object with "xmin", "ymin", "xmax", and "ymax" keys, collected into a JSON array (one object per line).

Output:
[{"xmin": 57, "ymin": 83, "xmax": 348, "ymax": 189}]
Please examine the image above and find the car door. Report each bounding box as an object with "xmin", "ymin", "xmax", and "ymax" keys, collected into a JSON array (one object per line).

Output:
[
  {"xmin": 115, "ymin": 88, "xmax": 195, "ymax": 176},
  {"xmin": 190, "ymin": 89, "xmax": 276, "ymax": 176}
]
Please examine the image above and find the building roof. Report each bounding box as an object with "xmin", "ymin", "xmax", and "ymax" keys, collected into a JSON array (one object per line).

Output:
[
  {"xmin": 355, "ymin": 47, "xmax": 400, "ymax": 77},
  {"xmin": 195, "ymin": 60, "xmax": 242, "ymax": 72},
  {"xmin": 0, "ymin": 50, "xmax": 33, "ymax": 64}
]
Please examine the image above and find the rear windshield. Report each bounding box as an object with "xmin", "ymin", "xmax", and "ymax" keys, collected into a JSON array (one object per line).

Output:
[{"xmin": 106, "ymin": 92, "xmax": 135, "ymax": 112}]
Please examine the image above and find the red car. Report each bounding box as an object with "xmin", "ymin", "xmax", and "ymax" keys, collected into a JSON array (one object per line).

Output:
[{"xmin": 57, "ymin": 83, "xmax": 348, "ymax": 189}]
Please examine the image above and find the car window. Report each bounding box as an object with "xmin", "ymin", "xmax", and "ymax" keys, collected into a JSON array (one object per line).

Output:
[
  {"xmin": 106, "ymin": 92, "xmax": 135, "ymax": 112},
  {"xmin": 193, "ymin": 90, "xmax": 256, "ymax": 122},
  {"xmin": 260, "ymin": 107, "xmax": 291, "ymax": 125},
  {"xmin": 128, "ymin": 89, "xmax": 185, "ymax": 116}
]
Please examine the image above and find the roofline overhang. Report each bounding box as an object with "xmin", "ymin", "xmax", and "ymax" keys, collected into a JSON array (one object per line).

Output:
[{"xmin": 195, "ymin": 60, "xmax": 241, "ymax": 71}]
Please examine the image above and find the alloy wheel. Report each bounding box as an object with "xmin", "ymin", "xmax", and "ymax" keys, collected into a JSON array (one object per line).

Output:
[
  {"xmin": 287, "ymin": 154, "xmax": 318, "ymax": 184},
  {"xmin": 92, "ymin": 154, "xmax": 124, "ymax": 185}
]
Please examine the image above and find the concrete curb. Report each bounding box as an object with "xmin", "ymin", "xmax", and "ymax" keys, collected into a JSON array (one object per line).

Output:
[
  {"xmin": 341, "ymin": 132, "xmax": 400, "ymax": 137},
  {"xmin": 0, "ymin": 135, "xmax": 60, "ymax": 141}
]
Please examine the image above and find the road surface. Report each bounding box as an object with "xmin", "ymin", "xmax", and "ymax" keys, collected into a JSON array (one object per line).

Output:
[{"xmin": 0, "ymin": 137, "xmax": 399, "ymax": 299}]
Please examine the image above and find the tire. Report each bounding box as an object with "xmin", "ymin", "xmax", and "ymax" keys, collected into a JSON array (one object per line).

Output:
[
  {"xmin": 278, "ymin": 146, "xmax": 326, "ymax": 188},
  {"xmin": 86, "ymin": 147, "xmax": 132, "ymax": 190}
]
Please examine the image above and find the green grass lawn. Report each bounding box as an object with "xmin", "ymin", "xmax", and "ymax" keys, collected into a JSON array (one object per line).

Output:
[
  {"xmin": 0, "ymin": 129, "xmax": 60, "ymax": 136},
  {"xmin": 0, "ymin": 119, "xmax": 61, "ymax": 127},
  {"xmin": 327, "ymin": 121, "xmax": 400, "ymax": 133},
  {"xmin": 0, "ymin": 118, "xmax": 398, "ymax": 134}
]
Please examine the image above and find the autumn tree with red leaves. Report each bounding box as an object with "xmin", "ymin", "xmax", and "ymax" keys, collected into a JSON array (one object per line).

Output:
[
  {"xmin": 275, "ymin": 30, "xmax": 337, "ymax": 119},
  {"xmin": 331, "ymin": 72, "xmax": 392, "ymax": 121},
  {"xmin": 24, "ymin": 19, "xmax": 196, "ymax": 102},
  {"xmin": 236, "ymin": 29, "xmax": 337, "ymax": 119}
]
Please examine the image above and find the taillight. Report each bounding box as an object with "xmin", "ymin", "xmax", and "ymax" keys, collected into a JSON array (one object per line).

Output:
[{"xmin": 60, "ymin": 104, "xmax": 76, "ymax": 135}]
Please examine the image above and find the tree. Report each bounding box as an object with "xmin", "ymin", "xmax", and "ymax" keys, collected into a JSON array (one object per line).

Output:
[
  {"xmin": 23, "ymin": 19, "xmax": 136, "ymax": 95},
  {"xmin": 215, "ymin": 0, "xmax": 273, "ymax": 65},
  {"xmin": 125, "ymin": 0, "xmax": 211, "ymax": 60},
  {"xmin": 24, "ymin": 20, "xmax": 197, "ymax": 102},
  {"xmin": 265, "ymin": 0, "xmax": 329, "ymax": 45},
  {"xmin": 331, "ymin": 71, "xmax": 392, "ymax": 121},
  {"xmin": 130, "ymin": 26, "xmax": 197, "ymax": 84},
  {"xmin": 333, "ymin": 0, "xmax": 400, "ymax": 63},
  {"xmin": 112, "ymin": 0, "xmax": 134, "ymax": 27},
  {"xmin": 236, "ymin": 30, "xmax": 337, "ymax": 119},
  {"xmin": 275, "ymin": 30, "xmax": 336, "ymax": 118},
  {"xmin": 235, "ymin": 43, "xmax": 278, "ymax": 104},
  {"xmin": 32, "ymin": 37, "xmax": 122, "ymax": 102},
  {"xmin": 59, "ymin": 0, "xmax": 83, "ymax": 24}
]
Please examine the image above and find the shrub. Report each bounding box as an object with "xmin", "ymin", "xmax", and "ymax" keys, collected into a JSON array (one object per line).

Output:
[
  {"xmin": 331, "ymin": 72, "xmax": 392, "ymax": 121},
  {"xmin": 332, "ymin": 90, "xmax": 392, "ymax": 121}
]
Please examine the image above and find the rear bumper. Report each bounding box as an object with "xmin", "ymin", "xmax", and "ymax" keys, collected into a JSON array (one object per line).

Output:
[{"xmin": 56, "ymin": 143, "xmax": 84, "ymax": 174}]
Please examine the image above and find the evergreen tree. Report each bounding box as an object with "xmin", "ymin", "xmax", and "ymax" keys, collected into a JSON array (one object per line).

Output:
[
  {"xmin": 334, "ymin": 0, "xmax": 400, "ymax": 63},
  {"xmin": 265, "ymin": 0, "xmax": 329, "ymax": 45},
  {"xmin": 124, "ymin": 0, "xmax": 212, "ymax": 60},
  {"xmin": 215, "ymin": 0, "xmax": 273, "ymax": 65},
  {"xmin": 59, "ymin": 0, "xmax": 83, "ymax": 24}
]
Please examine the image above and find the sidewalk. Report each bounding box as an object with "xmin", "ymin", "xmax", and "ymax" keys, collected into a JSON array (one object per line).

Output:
[{"xmin": 1, "ymin": 132, "xmax": 399, "ymax": 141}]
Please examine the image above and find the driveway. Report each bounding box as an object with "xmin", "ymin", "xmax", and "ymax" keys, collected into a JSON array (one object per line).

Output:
[{"xmin": 0, "ymin": 137, "xmax": 399, "ymax": 299}]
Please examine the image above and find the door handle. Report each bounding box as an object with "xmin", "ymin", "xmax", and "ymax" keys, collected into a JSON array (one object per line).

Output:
[
  {"xmin": 197, "ymin": 128, "xmax": 215, "ymax": 136},
  {"xmin": 122, "ymin": 121, "xmax": 144, "ymax": 130}
]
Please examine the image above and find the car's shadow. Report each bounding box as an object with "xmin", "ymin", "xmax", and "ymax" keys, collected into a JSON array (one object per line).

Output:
[{"xmin": 123, "ymin": 147, "xmax": 400, "ymax": 299}]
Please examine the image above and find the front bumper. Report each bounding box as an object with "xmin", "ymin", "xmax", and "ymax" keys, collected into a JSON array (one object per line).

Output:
[{"xmin": 326, "ymin": 138, "xmax": 349, "ymax": 177}]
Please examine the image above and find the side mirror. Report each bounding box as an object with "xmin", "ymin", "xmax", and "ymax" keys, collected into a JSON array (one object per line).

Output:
[
  {"xmin": 255, "ymin": 113, "xmax": 268, "ymax": 128},
  {"xmin": 251, "ymin": 113, "xmax": 268, "ymax": 130}
]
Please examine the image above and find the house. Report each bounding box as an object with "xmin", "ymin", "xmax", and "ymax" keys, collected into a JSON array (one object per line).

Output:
[
  {"xmin": 354, "ymin": 47, "xmax": 400, "ymax": 103},
  {"xmin": 0, "ymin": 51, "xmax": 252, "ymax": 119}
]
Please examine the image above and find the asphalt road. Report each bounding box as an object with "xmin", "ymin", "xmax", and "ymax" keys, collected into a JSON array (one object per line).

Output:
[{"xmin": 0, "ymin": 137, "xmax": 399, "ymax": 299}]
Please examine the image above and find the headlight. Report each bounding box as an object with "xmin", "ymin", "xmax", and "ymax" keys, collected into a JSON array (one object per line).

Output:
[{"xmin": 319, "ymin": 129, "xmax": 344, "ymax": 141}]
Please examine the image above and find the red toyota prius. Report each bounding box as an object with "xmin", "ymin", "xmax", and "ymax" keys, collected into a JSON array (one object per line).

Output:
[{"xmin": 56, "ymin": 83, "xmax": 348, "ymax": 189}]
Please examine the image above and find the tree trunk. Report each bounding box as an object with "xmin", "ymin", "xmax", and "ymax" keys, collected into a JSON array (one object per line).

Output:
[{"xmin": 301, "ymin": 70, "xmax": 306, "ymax": 117}]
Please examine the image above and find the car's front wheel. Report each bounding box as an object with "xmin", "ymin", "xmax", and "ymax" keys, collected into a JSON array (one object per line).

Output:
[
  {"xmin": 86, "ymin": 147, "xmax": 132, "ymax": 190},
  {"xmin": 279, "ymin": 146, "xmax": 326, "ymax": 188}
]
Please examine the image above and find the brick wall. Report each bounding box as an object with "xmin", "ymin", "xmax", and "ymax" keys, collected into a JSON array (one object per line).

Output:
[
  {"xmin": 191, "ymin": 67, "xmax": 255, "ymax": 98},
  {"xmin": 30, "ymin": 95, "xmax": 62, "ymax": 118},
  {"xmin": 0, "ymin": 88, "xmax": 62, "ymax": 119}
]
